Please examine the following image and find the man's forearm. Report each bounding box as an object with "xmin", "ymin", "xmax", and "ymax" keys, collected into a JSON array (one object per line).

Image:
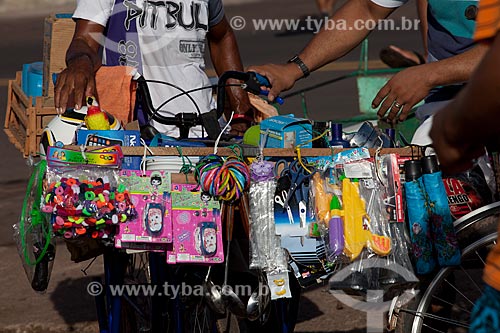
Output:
[
  {"xmin": 66, "ymin": 38, "xmax": 101, "ymax": 72},
  {"xmin": 298, "ymin": 0, "xmax": 394, "ymax": 73},
  {"xmin": 424, "ymin": 43, "xmax": 489, "ymax": 87},
  {"xmin": 65, "ymin": 20, "xmax": 104, "ymax": 71},
  {"xmin": 417, "ymin": 0, "xmax": 428, "ymax": 57},
  {"xmin": 208, "ymin": 27, "xmax": 244, "ymax": 77},
  {"xmin": 208, "ymin": 18, "xmax": 250, "ymax": 115}
]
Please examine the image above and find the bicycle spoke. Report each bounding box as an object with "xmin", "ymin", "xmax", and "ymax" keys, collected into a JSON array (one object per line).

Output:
[
  {"xmin": 401, "ymin": 308, "xmax": 470, "ymax": 329},
  {"xmin": 194, "ymin": 305, "xmax": 201, "ymax": 332},
  {"xmin": 421, "ymin": 323, "xmax": 447, "ymax": 333},
  {"xmin": 460, "ymin": 265, "xmax": 483, "ymax": 294},
  {"xmin": 443, "ymin": 278, "xmax": 475, "ymax": 306},
  {"xmin": 202, "ymin": 305, "xmax": 210, "ymax": 332},
  {"xmin": 430, "ymin": 295, "xmax": 471, "ymax": 314},
  {"xmin": 475, "ymin": 250, "xmax": 487, "ymax": 266}
]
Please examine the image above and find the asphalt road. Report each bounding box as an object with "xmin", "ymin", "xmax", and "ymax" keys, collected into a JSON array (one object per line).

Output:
[{"xmin": 0, "ymin": 0, "xmax": 422, "ymax": 331}]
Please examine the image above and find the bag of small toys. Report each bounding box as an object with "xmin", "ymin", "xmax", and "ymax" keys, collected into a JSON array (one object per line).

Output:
[
  {"xmin": 42, "ymin": 146, "xmax": 137, "ymax": 242},
  {"xmin": 310, "ymin": 148, "xmax": 417, "ymax": 294}
]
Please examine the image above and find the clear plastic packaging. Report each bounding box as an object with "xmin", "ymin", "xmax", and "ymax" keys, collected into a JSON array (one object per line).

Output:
[
  {"xmin": 249, "ymin": 179, "xmax": 287, "ymax": 272},
  {"xmin": 333, "ymin": 158, "xmax": 417, "ymax": 293},
  {"xmin": 43, "ymin": 166, "xmax": 136, "ymax": 240}
]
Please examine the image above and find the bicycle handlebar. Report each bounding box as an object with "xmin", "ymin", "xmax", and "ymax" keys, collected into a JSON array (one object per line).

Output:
[{"xmin": 136, "ymin": 71, "xmax": 283, "ymax": 139}]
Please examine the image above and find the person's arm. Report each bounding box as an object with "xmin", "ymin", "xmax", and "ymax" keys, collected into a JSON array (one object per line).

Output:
[
  {"xmin": 430, "ymin": 35, "xmax": 500, "ymax": 174},
  {"xmin": 207, "ymin": 16, "xmax": 254, "ymax": 134},
  {"xmin": 372, "ymin": 43, "xmax": 489, "ymax": 122},
  {"xmin": 54, "ymin": 19, "xmax": 104, "ymax": 114},
  {"xmin": 249, "ymin": 0, "xmax": 396, "ymax": 101},
  {"xmin": 417, "ymin": 0, "xmax": 428, "ymax": 58}
]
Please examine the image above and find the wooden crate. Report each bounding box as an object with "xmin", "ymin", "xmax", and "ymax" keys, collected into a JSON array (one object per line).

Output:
[
  {"xmin": 4, "ymin": 71, "xmax": 57, "ymax": 157},
  {"xmin": 43, "ymin": 14, "xmax": 75, "ymax": 98}
]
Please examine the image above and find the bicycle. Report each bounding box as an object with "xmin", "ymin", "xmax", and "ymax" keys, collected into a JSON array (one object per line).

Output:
[
  {"xmin": 83, "ymin": 70, "xmax": 301, "ymax": 333},
  {"xmin": 388, "ymin": 201, "xmax": 500, "ymax": 333}
]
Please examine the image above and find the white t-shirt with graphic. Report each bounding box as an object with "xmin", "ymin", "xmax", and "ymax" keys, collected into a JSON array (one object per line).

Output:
[{"xmin": 74, "ymin": 0, "xmax": 224, "ymax": 137}]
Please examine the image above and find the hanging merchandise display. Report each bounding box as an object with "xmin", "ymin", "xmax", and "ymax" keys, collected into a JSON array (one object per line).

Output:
[
  {"xmin": 421, "ymin": 155, "xmax": 461, "ymax": 267},
  {"xmin": 404, "ymin": 159, "xmax": 437, "ymax": 275}
]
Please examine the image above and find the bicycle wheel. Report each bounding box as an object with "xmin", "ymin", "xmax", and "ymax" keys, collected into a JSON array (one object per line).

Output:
[
  {"xmin": 392, "ymin": 202, "xmax": 500, "ymax": 333},
  {"xmin": 119, "ymin": 252, "xmax": 154, "ymax": 333}
]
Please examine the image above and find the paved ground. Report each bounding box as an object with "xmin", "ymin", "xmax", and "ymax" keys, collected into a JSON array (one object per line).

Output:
[{"xmin": 0, "ymin": 0, "xmax": 422, "ymax": 331}]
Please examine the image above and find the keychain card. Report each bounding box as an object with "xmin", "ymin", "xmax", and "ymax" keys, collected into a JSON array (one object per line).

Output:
[
  {"xmin": 166, "ymin": 184, "xmax": 224, "ymax": 264},
  {"xmin": 383, "ymin": 154, "xmax": 405, "ymax": 223},
  {"xmin": 115, "ymin": 170, "xmax": 173, "ymax": 245},
  {"xmin": 274, "ymin": 175, "xmax": 313, "ymax": 237}
]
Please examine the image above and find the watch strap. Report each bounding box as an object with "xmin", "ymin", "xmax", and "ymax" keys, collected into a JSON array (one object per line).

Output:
[{"xmin": 288, "ymin": 55, "xmax": 310, "ymax": 78}]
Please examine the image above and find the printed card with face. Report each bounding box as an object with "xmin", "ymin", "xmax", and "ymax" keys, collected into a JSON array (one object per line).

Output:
[
  {"xmin": 115, "ymin": 170, "xmax": 173, "ymax": 246},
  {"xmin": 166, "ymin": 184, "xmax": 224, "ymax": 264}
]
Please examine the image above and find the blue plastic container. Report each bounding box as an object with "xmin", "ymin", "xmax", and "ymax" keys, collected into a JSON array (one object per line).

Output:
[
  {"xmin": 22, "ymin": 62, "xmax": 44, "ymax": 104},
  {"xmin": 329, "ymin": 123, "xmax": 350, "ymax": 148}
]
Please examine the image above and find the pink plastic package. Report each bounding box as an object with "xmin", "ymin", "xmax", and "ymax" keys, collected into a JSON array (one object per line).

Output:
[
  {"xmin": 115, "ymin": 170, "xmax": 173, "ymax": 248},
  {"xmin": 166, "ymin": 184, "xmax": 224, "ymax": 264}
]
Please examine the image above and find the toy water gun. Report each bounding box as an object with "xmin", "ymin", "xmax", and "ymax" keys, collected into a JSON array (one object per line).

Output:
[
  {"xmin": 342, "ymin": 178, "xmax": 391, "ymax": 260},
  {"xmin": 328, "ymin": 193, "xmax": 344, "ymax": 257},
  {"xmin": 312, "ymin": 173, "xmax": 332, "ymax": 225},
  {"xmin": 84, "ymin": 97, "xmax": 110, "ymax": 130}
]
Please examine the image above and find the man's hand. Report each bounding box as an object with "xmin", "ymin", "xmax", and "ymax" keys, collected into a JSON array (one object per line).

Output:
[
  {"xmin": 54, "ymin": 56, "xmax": 97, "ymax": 114},
  {"xmin": 54, "ymin": 19, "xmax": 103, "ymax": 114},
  {"xmin": 246, "ymin": 63, "xmax": 303, "ymax": 102},
  {"xmin": 227, "ymin": 83, "xmax": 255, "ymax": 136},
  {"xmin": 372, "ymin": 66, "xmax": 432, "ymax": 123}
]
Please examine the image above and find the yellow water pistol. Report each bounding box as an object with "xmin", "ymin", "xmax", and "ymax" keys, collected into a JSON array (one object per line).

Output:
[{"xmin": 342, "ymin": 178, "xmax": 391, "ymax": 260}]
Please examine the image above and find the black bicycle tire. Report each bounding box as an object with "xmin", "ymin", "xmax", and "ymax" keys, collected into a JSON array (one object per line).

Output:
[
  {"xmin": 394, "ymin": 203, "xmax": 500, "ymax": 333},
  {"xmin": 119, "ymin": 252, "xmax": 155, "ymax": 333}
]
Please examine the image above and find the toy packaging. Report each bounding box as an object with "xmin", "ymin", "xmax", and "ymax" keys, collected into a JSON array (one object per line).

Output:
[
  {"xmin": 114, "ymin": 170, "xmax": 173, "ymax": 246},
  {"xmin": 43, "ymin": 163, "xmax": 136, "ymax": 240},
  {"xmin": 260, "ymin": 115, "xmax": 312, "ymax": 148},
  {"xmin": 381, "ymin": 154, "xmax": 405, "ymax": 223},
  {"xmin": 76, "ymin": 129, "xmax": 141, "ymax": 147},
  {"xmin": 46, "ymin": 145, "xmax": 123, "ymax": 168},
  {"xmin": 166, "ymin": 184, "xmax": 224, "ymax": 264}
]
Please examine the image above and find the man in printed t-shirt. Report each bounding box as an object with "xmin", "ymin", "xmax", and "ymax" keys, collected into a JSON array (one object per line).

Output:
[
  {"xmin": 429, "ymin": 0, "xmax": 500, "ymax": 331},
  {"xmin": 55, "ymin": 0, "xmax": 254, "ymax": 137}
]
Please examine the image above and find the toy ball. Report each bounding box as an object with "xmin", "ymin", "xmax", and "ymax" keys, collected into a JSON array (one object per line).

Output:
[
  {"xmin": 40, "ymin": 106, "xmax": 121, "ymax": 156},
  {"xmin": 243, "ymin": 125, "xmax": 260, "ymax": 147}
]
